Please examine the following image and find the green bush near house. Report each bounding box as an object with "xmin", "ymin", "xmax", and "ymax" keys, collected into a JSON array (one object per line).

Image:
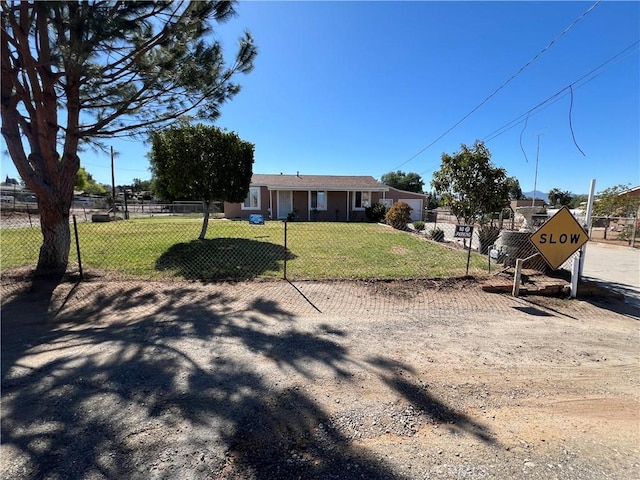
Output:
[
  {"xmin": 429, "ymin": 227, "xmax": 445, "ymax": 242},
  {"xmin": 477, "ymin": 225, "xmax": 500, "ymax": 254},
  {"xmin": 365, "ymin": 202, "xmax": 387, "ymax": 223},
  {"xmin": 286, "ymin": 210, "xmax": 297, "ymax": 222},
  {"xmin": 385, "ymin": 202, "xmax": 412, "ymax": 230}
]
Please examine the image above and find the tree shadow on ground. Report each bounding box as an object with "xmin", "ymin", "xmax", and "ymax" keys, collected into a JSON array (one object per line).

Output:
[
  {"xmin": 369, "ymin": 356, "xmax": 498, "ymax": 446},
  {"xmin": 1, "ymin": 278, "xmax": 416, "ymax": 479},
  {"xmin": 155, "ymin": 238, "xmax": 295, "ymax": 281}
]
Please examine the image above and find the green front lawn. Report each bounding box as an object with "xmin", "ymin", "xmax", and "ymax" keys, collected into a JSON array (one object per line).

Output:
[
  {"xmin": 284, "ymin": 222, "xmax": 486, "ymax": 279},
  {"xmin": 1, "ymin": 218, "xmax": 487, "ymax": 280}
]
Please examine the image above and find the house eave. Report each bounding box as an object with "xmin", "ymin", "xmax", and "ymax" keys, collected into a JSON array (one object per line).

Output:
[{"xmin": 262, "ymin": 186, "xmax": 389, "ymax": 192}]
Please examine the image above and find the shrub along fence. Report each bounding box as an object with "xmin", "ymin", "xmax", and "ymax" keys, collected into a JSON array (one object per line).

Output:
[{"xmin": 1, "ymin": 208, "xmax": 588, "ymax": 283}]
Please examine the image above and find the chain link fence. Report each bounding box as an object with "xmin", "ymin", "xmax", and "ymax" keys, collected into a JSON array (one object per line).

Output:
[
  {"xmin": 2, "ymin": 203, "xmax": 606, "ymax": 286},
  {"xmin": 588, "ymin": 215, "xmax": 638, "ymax": 248}
]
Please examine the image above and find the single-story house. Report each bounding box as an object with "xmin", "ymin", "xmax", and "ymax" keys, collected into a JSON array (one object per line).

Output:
[
  {"xmin": 618, "ymin": 185, "xmax": 640, "ymax": 214},
  {"xmin": 384, "ymin": 186, "xmax": 428, "ymax": 221},
  {"xmin": 620, "ymin": 185, "xmax": 640, "ymax": 199},
  {"xmin": 224, "ymin": 173, "xmax": 428, "ymax": 222}
]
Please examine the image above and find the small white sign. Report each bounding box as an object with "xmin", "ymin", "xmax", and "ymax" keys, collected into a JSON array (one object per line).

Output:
[{"xmin": 454, "ymin": 225, "xmax": 474, "ymax": 239}]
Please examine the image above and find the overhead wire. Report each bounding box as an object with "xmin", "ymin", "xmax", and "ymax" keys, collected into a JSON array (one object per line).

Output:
[
  {"xmin": 81, "ymin": 160, "xmax": 149, "ymax": 173},
  {"xmin": 519, "ymin": 112, "xmax": 531, "ymax": 162},
  {"xmin": 481, "ymin": 40, "xmax": 639, "ymax": 144},
  {"xmin": 568, "ymin": 85, "xmax": 585, "ymax": 156},
  {"xmin": 388, "ymin": 0, "xmax": 602, "ymax": 172},
  {"xmin": 414, "ymin": 40, "xmax": 638, "ymax": 178}
]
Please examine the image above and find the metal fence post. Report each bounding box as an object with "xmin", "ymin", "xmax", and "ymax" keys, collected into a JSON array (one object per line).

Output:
[
  {"xmin": 73, "ymin": 215, "xmax": 83, "ymax": 279},
  {"xmin": 26, "ymin": 204, "xmax": 32, "ymax": 227},
  {"xmin": 283, "ymin": 220, "xmax": 288, "ymax": 280},
  {"xmin": 465, "ymin": 235, "xmax": 472, "ymax": 275}
]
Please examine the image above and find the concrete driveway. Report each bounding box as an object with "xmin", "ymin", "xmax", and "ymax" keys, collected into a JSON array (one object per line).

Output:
[{"xmin": 582, "ymin": 241, "xmax": 640, "ymax": 307}]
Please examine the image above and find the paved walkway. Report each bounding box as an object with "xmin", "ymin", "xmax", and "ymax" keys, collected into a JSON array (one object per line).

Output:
[{"xmin": 582, "ymin": 241, "xmax": 640, "ymax": 307}]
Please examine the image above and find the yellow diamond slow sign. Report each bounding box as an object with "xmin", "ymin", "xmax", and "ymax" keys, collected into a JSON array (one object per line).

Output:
[{"xmin": 529, "ymin": 206, "xmax": 589, "ymax": 270}]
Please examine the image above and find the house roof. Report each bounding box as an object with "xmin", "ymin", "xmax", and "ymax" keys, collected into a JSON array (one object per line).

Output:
[
  {"xmin": 618, "ymin": 185, "xmax": 640, "ymax": 198},
  {"xmin": 385, "ymin": 185, "xmax": 428, "ymax": 199},
  {"xmin": 251, "ymin": 174, "xmax": 388, "ymax": 191}
]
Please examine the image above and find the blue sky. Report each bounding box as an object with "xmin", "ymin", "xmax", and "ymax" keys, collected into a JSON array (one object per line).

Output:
[{"xmin": 2, "ymin": 1, "xmax": 638, "ymax": 195}]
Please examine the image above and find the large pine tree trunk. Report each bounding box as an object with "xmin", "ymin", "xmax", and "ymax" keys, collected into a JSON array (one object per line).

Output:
[
  {"xmin": 21, "ymin": 147, "xmax": 79, "ymax": 276},
  {"xmin": 37, "ymin": 195, "xmax": 72, "ymax": 275}
]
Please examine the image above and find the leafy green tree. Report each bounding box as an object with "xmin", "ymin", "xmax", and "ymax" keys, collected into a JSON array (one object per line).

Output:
[
  {"xmin": 85, "ymin": 183, "xmax": 106, "ymax": 196},
  {"xmin": 548, "ymin": 188, "xmax": 572, "ymax": 207},
  {"xmin": 75, "ymin": 167, "xmax": 106, "ymax": 195},
  {"xmin": 425, "ymin": 192, "xmax": 439, "ymax": 210},
  {"xmin": 431, "ymin": 141, "xmax": 509, "ymax": 224},
  {"xmin": 1, "ymin": 1, "xmax": 256, "ymax": 275},
  {"xmin": 505, "ymin": 176, "xmax": 524, "ymax": 200},
  {"xmin": 149, "ymin": 124, "xmax": 254, "ymax": 239},
  {"xmin": 593, "ymin": 184, "xmax": 640, "ymax": 239},
  {"xmin": 131, "ymin": 178, "xmax": 152, "ymax": 196},
  {"xmin": 74, "ymin": 168, "xmax": 90, "ymax": 192},
  {"xmin": 381, "ymin": 171, "xmax": 425, "ymax": 193},
  {"xmin": 569, "ymin": 194, "xmax": 588, "ymax": 209},
  {"xmin": 149, "ymin": 176, "xmax": 171, "ymax": 203},
  {"xmin": 559, "ymin": 191, "xmax": 572, "ymax": 206}
]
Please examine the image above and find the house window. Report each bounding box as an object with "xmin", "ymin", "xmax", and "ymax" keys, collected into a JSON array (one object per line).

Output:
[
  {"xmin": 353, "ymin": 191, "xmax": 371, "ymax": 210},
  {"xmin": 310, "ymin": 191, "xmax": 327, "ymax": 210},
  {"xmin": 241, "ymin": 187, "xmax": 260, "ymax": 210}
]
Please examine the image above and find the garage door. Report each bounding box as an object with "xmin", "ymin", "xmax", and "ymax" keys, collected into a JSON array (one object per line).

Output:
[{"xmin": 399, "ymin": 199, "xmax": 423, "ymax": 221}]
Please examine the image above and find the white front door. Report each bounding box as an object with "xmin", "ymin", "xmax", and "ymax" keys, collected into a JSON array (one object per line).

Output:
[{"xmin": 277, "ymin": 191, "xmax": 293, "ymax": 219}]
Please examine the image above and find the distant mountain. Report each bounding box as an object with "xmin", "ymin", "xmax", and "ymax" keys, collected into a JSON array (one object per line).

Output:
[{"xmin": 522, "ymin": 190, "xmax": 549, "ymax": 203}]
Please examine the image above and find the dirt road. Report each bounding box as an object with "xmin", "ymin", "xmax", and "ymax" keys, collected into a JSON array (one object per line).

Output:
[{"xmin": 1, "ymin": 277, "xmax": 638, "ymax": 479}]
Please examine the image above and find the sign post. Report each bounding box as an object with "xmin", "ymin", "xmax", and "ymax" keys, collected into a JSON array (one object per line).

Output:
[
  {"xmin": 578, "ymin": 179, "xmax": 596, "ymax": 277},
  {"xmin": 454, "ymin": 225, "xmax": 474, "ymax": 275}
]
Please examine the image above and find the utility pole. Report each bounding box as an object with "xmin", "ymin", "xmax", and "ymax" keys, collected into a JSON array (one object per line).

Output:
[{"xmin": 532, "ymin": 133, "xmax": 542, "ymax": 207}]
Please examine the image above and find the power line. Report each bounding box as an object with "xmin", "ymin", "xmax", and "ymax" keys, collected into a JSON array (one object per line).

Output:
[
  {"xmin": 389, "ymin": 0, "xmax": 602, "ymax": 172},
  {"xmin": 416, "ymin": 40, "xmax": 638, "ymax": 178},
  {"xmin": 482, "ymin": 41, "xmax": 639, "ymax": 144},
  {"xmin": 81, "ymin": 161, "xmax": 149, "ymax": 173}
]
